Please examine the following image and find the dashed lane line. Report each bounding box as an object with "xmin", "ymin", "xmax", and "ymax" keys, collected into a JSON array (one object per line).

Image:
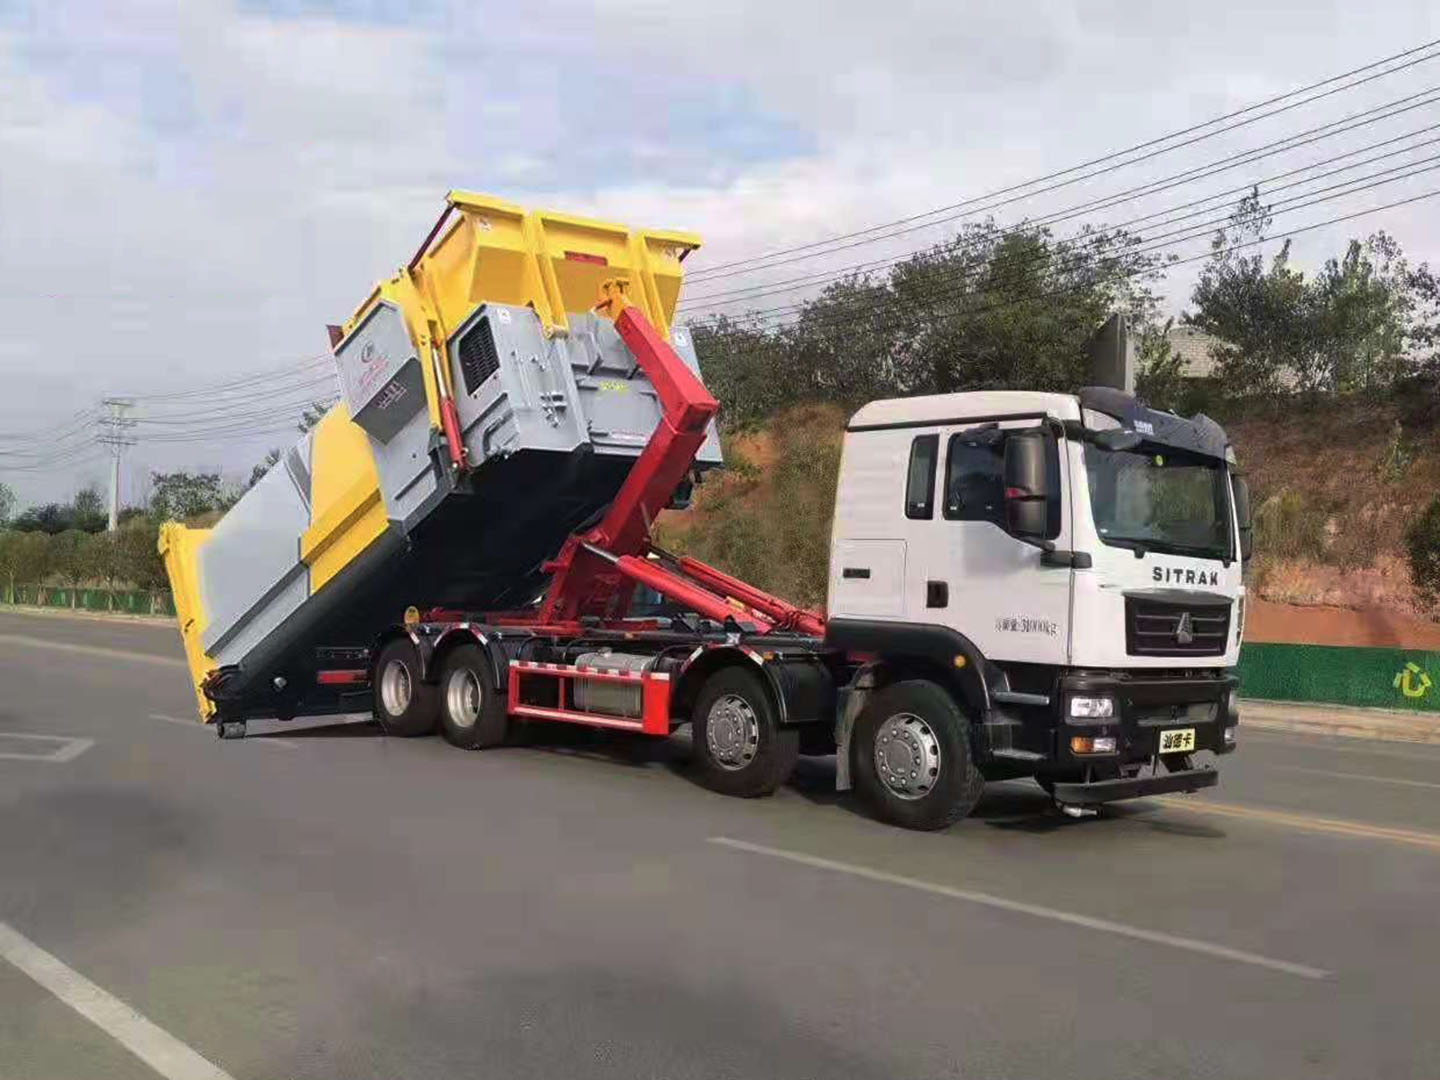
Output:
[{"xmin": 709, "ymin": 836, "xmax": 1329, "ymax": 980}]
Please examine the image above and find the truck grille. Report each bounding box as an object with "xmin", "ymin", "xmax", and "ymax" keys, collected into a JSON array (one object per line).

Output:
[
  {"xmin": 457, "ymin": 317, "xmax": 500, "ymax": 395},
  {"xmin": 1125, "ymin": 596, "xmax": 1231, "ymax": 657}
]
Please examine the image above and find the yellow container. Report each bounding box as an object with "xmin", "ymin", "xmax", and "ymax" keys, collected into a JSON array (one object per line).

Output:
[{"xmin": 161, "ymin": 191, "xmax": 703, "ymax": 722}]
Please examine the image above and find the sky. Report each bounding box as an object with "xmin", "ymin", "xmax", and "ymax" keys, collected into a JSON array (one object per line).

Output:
[{"xmin": 1, "ymin": 0, "xmax": 1438, "ymax": 509}]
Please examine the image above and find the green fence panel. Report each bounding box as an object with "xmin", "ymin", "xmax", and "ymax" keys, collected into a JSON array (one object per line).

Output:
[
  {"xmin": 1, "ymin": 585, "xmax": 174, "ymax": 618},
  {"xmin": 1239, "ymin": 642, "xmax": 1440, "ymax": 712}
]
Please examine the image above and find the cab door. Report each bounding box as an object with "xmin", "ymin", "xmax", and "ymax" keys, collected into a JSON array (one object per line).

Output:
[{"xmin": 902, "ymin": 422, "xmax": 1073, "ymax": 665}]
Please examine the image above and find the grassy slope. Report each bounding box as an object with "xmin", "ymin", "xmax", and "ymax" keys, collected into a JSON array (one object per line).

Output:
[{"xmin": 660, "ymin": 399, "xmax": 1440, "ymax": 633}]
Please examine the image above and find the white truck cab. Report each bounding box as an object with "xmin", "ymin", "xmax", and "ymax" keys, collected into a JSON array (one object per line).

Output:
[{"xmin": 824, "ymin": 386, "xmax": 1251, "ymax": 828}]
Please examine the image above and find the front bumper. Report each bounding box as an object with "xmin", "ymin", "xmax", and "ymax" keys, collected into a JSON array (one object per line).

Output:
[
  {"xmin": 1052, "ymin": 765, "xmax": 1218, "ymax": 804},
  {"xmin": 1056, "ymin": 669, "xmax": 1239, "ymax": 765}
]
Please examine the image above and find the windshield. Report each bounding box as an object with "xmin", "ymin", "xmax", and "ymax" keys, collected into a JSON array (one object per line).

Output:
[{"xmin": 1083, "ymin": 442, "xmax": 1232, "ymax": 560}]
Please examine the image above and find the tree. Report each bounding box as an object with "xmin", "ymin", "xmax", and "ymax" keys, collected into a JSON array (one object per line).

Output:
[
  {"xmin": 115, "ymin": 519, "xmax": 166, "ymax": 590},
  {"xmin": 1186, "ymin": 190, "xmax": 1313, "ymax": 400},
  {"xmin": 70, "ymin": 484, "xmax": 107, "ymax": 532},
  {"xmin": 0, "ymin": 482, "xmax": 14, "ymax": 527},
  {"xmin": 12, "ymin": 503, "xmax": 74, "ymax": 534},
  {"xmin": 246, "ymin": 448, "xmax": 283, "ymax": 491},
  {"xmin": 1188, "ymin": 192, "xmax": 1417, "ymax": 401},
  {"xmin": 86, "ymin": 531, "xmax": 125, "ymax": 590},
  {"xmin": 8, "ymin": 530, "xmax": 51, "ymax": 590},
  {"xmin": 1134, "ymin": 318, "xmax": 1189, "ymax": 413},
  {"xmin": 10, "ymin": 488, "xmax": 108, "ymax": 534},
  {"xmin": 695, "ymin": 218, "xmax": 1173, "ymax": 425},
  {"xmin": 149, "ymin": 471, "xmax": 224, "ymax": 522},
  {"xmin": 47, "ymin": 530, "xmax": 88, "ymax": 604},
  {"xmin": 298, "ymin": 401, "xmax": 330, "ymax": 433},
  {"xmin": 0, "ymin": 531, "xmax": 18, "ymax": 602},
  {"xmin": 1309, "ymin": 232, "xmax": 1411, "ymax": 396}
]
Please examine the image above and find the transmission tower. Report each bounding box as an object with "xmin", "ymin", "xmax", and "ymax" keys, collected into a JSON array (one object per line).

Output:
[{"xmin": 97, "ymin": 397, "xmax": 137, "ymax": 531}]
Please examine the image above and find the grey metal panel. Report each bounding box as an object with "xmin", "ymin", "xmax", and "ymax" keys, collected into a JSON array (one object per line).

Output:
[
  {"xmin": 201, "ymin": 298, "xmax": 727, "ymax": 698},
  {"xmin": 199, "ymin": 457, "xmax": 313, "ymax": 655},
  {"xmin": 447, "ymin": 305, "xmax": 723, "ymax": 471},
  {"xmin": 334, "ymin": 301, "xmax": 427, "ymax": 442},
  {"xmin": 367, "ymin": 403, "xmax": 438, "ymax": 526},
  {"xmin": 208, "ymin": 567, "xmax": 311, "ymax": 668},
  {"xmin": 450, "ymin": 304, "xmax": 588, "ymax": 468}
]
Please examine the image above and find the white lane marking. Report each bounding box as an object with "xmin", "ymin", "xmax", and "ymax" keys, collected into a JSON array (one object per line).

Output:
[
  {"xmin": 0, "ymin": 635, "xmax": 186, "ymax": 669},
  {"xmin": 0, "ymin": 919, "xmax": 236, "ymax": 1080},
  {"xmin": 0, "ymin": 733, "xmax": 95, "ymax": 763},
  {"xmin": 149, "ymin": 713, "xmax": 196, "ymax": 728},
  {"xmin": 709, "ymin": 837, "xmax": 1329, "ymax": 981},
  {"xmin": 148, "ymin": 715, "xmax": 297, "ymax": 749},
  {"xmin": 1273, "ymin": 765, "xmax": 1440, "ymax": 791}
]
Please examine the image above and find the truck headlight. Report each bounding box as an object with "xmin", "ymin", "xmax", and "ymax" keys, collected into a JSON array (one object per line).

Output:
[{"xmin": 1069, "ymin": 695, "xmax": 1114, "ymax": 719}]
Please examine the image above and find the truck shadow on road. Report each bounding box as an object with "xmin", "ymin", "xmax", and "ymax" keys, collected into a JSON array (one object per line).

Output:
[
  {"xmin": 253, "ymin": 717, "xmax": 384, "ymax": 740},
  {"xmin": 785, "ymin": 759, "xmax": 1227, "ymax": 840}
]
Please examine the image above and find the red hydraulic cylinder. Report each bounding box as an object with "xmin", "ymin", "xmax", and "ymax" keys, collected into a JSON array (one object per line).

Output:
[
  {"xmin": 610, "ymin": 552, "xmax": 775, "ymax": 632},
  {"xmin": 668, "ymin": 553, "xmax": 825, "ymax": 636}
]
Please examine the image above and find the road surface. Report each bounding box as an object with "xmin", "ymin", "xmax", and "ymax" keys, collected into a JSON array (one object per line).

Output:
[{"xmin": 1, "ymin": 609, "xmax": 1437, "ymax": 1079}]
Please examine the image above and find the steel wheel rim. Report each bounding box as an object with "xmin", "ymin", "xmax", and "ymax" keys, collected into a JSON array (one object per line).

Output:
[
  {"xmin": 874, "ymin": 712, "xmax": 942, "ymax": 800},
  {"xmin": 706, "ymin": 693, "xmax": 760, "ymax": 771},
  {"xmin": 380, "ymin": 659, "xmax": 412, "ymax": 716},
  {"xmin": 446, "ymin": 668, "xmax": 482, "ymax": 729}
]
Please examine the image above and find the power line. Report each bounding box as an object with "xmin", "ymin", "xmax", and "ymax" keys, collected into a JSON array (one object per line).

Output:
[
  {"xmin": 682, "ymin": 108, "xmax": 1440, "ymax": 313},
  {"xmin": 682, "ymin": 83, "xmax": 1440, "ymax": 309},
  {"xmin": 687, "ymin": 37, "xmax": 1440, "ymax": 281},
  {"xmin": 689, "ymin": 172, "xmax": 1440, "ymax": 339}
]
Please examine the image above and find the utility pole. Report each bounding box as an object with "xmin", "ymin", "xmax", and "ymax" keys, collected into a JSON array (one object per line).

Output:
[{"xmin": 97, "ymin": 397, "xmax": 137, "ymax": 531}]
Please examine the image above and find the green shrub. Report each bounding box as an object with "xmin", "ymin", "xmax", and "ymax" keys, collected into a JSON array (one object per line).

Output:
[{"xmin": 1406, "ymin": 495, "xmax": 1440, "ymax": 601}]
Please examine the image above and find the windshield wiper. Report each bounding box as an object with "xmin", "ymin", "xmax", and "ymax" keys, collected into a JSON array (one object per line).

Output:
[
  {"xmin": 1099, "ymin": 535, "xmax": 1148, "ymax": 558},
  {"xmin": 1104, "ymin": 535, "xmax": 1231, "ymax": 561}
]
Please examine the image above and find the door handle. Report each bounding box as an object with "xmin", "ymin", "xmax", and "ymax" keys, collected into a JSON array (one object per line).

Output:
[{"xmin": 926, "ymin": 581, "xmax": 948, "ymax": 608}]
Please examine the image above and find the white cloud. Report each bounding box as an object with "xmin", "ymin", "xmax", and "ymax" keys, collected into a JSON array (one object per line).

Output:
[{"xmin": 2, "ymin": 0, "xmax": 1439, "ymax": 507}]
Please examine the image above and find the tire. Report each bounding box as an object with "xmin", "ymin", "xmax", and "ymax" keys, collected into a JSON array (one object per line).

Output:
[
  {"xmin": 852, "ymin": 680, "xmax": 985, "ymax": 831},
  {"xmin": 436, "ymin": 644, "xmax": 508, "ymax": 750},
  {"xmin": 691, "ymin": 666, "xmax": 799, "ymax": 798},
  {"xmin": 372, "ymin": 638, "xmax": 438, "ymax": 737}
]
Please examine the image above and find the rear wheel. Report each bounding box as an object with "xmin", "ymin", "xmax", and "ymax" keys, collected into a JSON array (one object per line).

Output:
[
  {"xmin": 437, "ymin": 644, "xmax": 508, "ymax": 749},
  {"xmin": 372, "ymin": 638, "xmax": 438, "ymax": 737},
  {"xmin": 853, "ymin": 680, "xmax": 984, "ymax": 830},
  {"xmin": 691, "ymin": 667, "xmax": 798, "ymax": 797}
]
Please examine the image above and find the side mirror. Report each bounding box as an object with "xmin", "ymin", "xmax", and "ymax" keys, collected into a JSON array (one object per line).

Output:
[
  {"xmin": 1232, "ymin": 474, "xmax": 1253, "ymax": 561},
  {"xmin": 1004, "ymin": 431, "xmax": 1055, "ymax": 542}
]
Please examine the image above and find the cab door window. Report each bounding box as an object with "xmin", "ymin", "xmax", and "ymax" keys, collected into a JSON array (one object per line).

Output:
[{"xmin": 943, "ymin": 435, "xmax": 1005, "ymax": 525}]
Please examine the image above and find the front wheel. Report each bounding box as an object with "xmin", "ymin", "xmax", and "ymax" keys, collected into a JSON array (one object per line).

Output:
[
  {"xmin": 853, "ymin": 680, "xmax": 984, "ymax": 830},
  {"xmin": 691, "ymin": 667, "xmax": 798, "ymax": 797}
]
